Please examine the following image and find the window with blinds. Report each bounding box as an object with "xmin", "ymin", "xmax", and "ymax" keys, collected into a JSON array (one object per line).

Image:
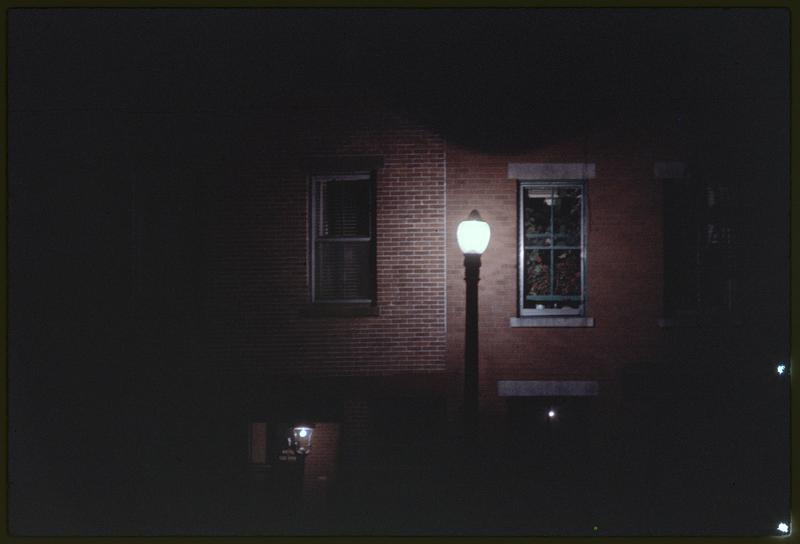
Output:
[{"xmin": 311, "ymin": 173, "xmax": 375, "ymax": 303}]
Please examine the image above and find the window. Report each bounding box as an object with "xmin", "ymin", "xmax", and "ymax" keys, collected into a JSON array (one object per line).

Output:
[
  {"xmin": 658, "ymin": 162, "xmax": 740, "ymax": 326},
  {"xmin": 662, "ymin": 176, "xmax": 700, "ymax": 318},
  {"xmin": 310, "ymin": 173, "xmax": 376, "ymax": 304},
  {"xmin": 248, "ymin": 422, "xmax": 268, "ymax": 465},
  {"xmin": 519, "ymin": 181, "xmax": 586, "ymax": 316},
  {"xmin": 697, "ymin": 181, "xmax": 738, "ymax": 318}
]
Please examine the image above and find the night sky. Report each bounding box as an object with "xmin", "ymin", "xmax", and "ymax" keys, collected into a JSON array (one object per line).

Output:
[{"xmin": 9, "ymin": 9, "xmax": 788, "ymax": 141}]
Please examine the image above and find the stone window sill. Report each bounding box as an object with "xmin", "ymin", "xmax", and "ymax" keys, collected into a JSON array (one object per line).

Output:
[
  {"xmin": 497, "ymin": 380, "xmax": 599, "ymax": 397},
  {"xmin": 509, "ymin": 316, "xmax": 594, "ymax": 328},
  {"xmin": 299, "ymin": 304, "xmax": 380, "ymax": 318}
]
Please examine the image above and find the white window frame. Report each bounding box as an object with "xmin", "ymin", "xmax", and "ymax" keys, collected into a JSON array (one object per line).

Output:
[{"xmin": 518, "ymin": 179, "xmax": 587, "ymax": 317}]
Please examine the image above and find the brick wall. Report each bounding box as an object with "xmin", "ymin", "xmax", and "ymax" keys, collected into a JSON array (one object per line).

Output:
[
  {"xmin": 202, "ymin": 98, "xmax": 788, "ymax": 432},
  {"xmin": 445, "ymin": 125, "xmax": 669, "ymax": 421},
  {"xmin": 340, "ymin": 400, "xmax": 370, "ymax": 466},
  {"xmin": 301, "ymin": 423, "xmax": 340, "ymax": 512},
  {"xmin": 204, "ymin": 100, "xmax": 447, "ymax": 378}
]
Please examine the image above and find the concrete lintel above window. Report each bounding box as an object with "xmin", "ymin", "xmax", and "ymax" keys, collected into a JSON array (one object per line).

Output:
[
  {"xmin": 510, "ymin": 316, "xmax": 594, "ymax": 327},
  {"xmin": 508, "ymin": 162, "xmax": 595, "ymax": 180},
  {"xmin": 497, "ymin": 380, "xmax": 599, "ymax": 397},
  {"xmin": 654, "ymin": 161, "xmax": 686, "ymax": 179}
]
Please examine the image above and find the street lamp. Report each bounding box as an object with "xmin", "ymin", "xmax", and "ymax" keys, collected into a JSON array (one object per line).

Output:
[{"xmin": 456, "ymin": 210, "xmax": 491, "ymax": 443}]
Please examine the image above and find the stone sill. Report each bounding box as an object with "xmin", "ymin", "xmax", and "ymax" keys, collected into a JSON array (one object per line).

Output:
[
  {"xmin": 497, "ymin": 380, "xmax": 599, "ymax": 397},
  {"xmin": 510, "ymin": 316, "xmax": 594, "ymax": 328}
]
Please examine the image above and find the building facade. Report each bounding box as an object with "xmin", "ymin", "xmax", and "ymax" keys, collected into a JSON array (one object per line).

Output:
[{"xmin": 199, "ymin": 94, "xmax": 789, "ymax": 501}]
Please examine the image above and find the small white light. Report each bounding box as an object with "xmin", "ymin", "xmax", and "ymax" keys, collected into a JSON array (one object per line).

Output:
[
  {"xmin": 548, "ymin": 410, "xmax": 556, "ymax": 418},
  {"xmin": 777, "ymin": 364, "xmax": 786, "ymax": 375},
  {"xmin": 298, "ymin": 428, "xmax": 308, "ymax": 438},
  {"xmin": 777, "ymin": 522, "xmax": 789, "ymax": 534}
]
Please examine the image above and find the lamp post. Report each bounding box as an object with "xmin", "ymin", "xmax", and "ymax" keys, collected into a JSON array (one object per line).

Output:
[{"xmin": 456, "ymin": 210, "xmax": 491, "ymax": 443}]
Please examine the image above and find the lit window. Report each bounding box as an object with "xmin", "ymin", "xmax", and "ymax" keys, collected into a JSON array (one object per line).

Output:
[
  {"xmin": 519, "ymin": 181, "xmax": 586, "ymax": 315},
  {"xmin": 311, "ymin": 173, "xmax": 376, "ymax": 303}
]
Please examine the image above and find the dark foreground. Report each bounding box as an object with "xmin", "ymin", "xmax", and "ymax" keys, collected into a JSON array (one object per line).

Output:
[{"xmin": 10, "ymin": 362, "xmax": 789, "ymax": 536}]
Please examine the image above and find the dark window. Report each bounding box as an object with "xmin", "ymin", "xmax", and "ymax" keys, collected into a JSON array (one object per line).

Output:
[
  {"xmin": 311, "ymin": 173, "xmax": 375, "ymax": 303},
  {"xmin": 248, "ymin": 422, "xmax": 268, "ymax": 465},
  {"xmin": 697, "ymin": 182, "xmax": 738, "ymax": 317},
  {"xmin": 519, "ymin": 181, "xmax": 586, "ymax": 316},
  {"xmin": 662, "ymin": 176, "xmax": 738, "ymax": 320},
  {"xmin": 663, "ymin": 177, "xmax": 700, "ymax": 317}
]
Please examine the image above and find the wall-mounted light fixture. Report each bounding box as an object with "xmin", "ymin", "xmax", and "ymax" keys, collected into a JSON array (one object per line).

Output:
[{"xmin": 288, "ymin": 424, "xmax": 315, "ymax": 456}]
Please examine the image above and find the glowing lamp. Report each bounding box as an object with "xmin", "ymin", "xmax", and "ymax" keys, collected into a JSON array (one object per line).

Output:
[
  {"xmin": 288, "ymin": 425, "xmax": 314, "ymax": 456},
  {"xmin": 777, "ymin": 522, "xmax": 790, "ymax": 534},
  {"xmin": 457, "ymin": 210, "xmax": 491, "ymax": 255},
  {"xmin": 458, "ymin": 210, "xmax": 490, "ymax": 442}
]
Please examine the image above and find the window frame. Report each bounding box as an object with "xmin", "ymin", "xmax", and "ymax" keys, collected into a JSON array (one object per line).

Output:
[
  {"xmin": 518, "ymin": 179, "xmax": 587, "ymax": 317},
  {"xmin": 309, "ymin": 171, "xmax": 377, "ymax": 305}
]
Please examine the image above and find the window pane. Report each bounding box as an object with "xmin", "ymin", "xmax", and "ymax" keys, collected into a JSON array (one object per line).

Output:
[
  {"xmin": 320, "ymin": 180, "xmax": 370, "ymax": 237},
  {"xmin": 553, "ymin": 187, "xmax": 581, "ymax": 247},
  {"xmin": 520, "ymin": 182, "xmax": 585, "ymax": 315},
  {"xmin": 316, "ymin": 241, "xmax": 373, "ymax": 300},
  {"xmin": 524, "ymin": 249, "xmax": 552, "ymax": 298},
  {"xmin": 554, "ymin": 249, "xmax": 581, "ymax": 297},
  {"xmin": 523, "ymin": 187, "xmax": 553, "ymax": 246}
]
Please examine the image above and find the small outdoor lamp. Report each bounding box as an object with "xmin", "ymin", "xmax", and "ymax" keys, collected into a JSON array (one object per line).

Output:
[
  {"xmin": 457, "ymin": 210, "xmax": 490, "ymax": 443},
  {"xmin": 288, "ymin": 424, "xmax": 315, "ymax": 456}
]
